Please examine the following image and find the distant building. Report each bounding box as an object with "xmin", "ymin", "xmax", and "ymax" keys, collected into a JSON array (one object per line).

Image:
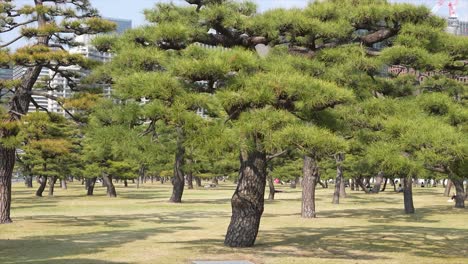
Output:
[{"xmin": 12, "ymin": 18, "xmax": 132, "ymax": 116}]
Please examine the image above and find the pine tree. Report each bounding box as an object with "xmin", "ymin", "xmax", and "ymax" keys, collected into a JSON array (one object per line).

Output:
[{"xmin": 0, "ymin": 0, "xmax": 114, "ymax": 223}]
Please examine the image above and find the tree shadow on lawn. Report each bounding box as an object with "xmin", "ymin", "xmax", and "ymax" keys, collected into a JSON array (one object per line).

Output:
[
  {"xmin": 0, "ymin": 226, "xmax": 192, "ymax": 264},
  {"xmin": 13, "ymin": 210, "xmax": 230, "ymax": 228},
  {"xmin": 169, "ymin": 224, "xmax": 467, "ymax": 262}
]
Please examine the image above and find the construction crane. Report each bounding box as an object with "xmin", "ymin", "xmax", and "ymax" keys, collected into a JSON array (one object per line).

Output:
[{"xmin": 431, "ymin": 0, "xmax": 459, "ymax": 18}]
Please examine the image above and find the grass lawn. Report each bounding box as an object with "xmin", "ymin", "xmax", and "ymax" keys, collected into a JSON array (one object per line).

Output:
[{"xmin": 1, "ymin": 180, "xmax": 467, "ymax": 264}]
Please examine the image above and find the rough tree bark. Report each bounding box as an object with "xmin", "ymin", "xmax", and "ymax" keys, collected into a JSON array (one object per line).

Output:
[
  {"xmin": 302, "ymin": 155, "xmax": 319, "ymax": 218},
  {"xmin": 340, "ymin": 177, "xmax": 347, "ymax": 198},
  {"xmin": 102, "ymin": 173, "xmax": 117, "ymax": 197},
  {"xmin": 0, "ymin": 148, "xmax": 15, "ymax": 223},
  {"xmin": 36, "ymin": 176, "xmax": 47, "ymax": 197},
  {"xmin": 451, "ymin": 178, "xmax": 465, "ymax": 208},
  {"xmin": 170, "ymin": 128, "xmax": 185, "ymax": 203},
  {"xmin": 224, "ymin": 150, "xmax": 267, "ymax": 247},
  {"xmin": 87, "ymin": 177, "xmax": 97, "ymax": 196},
  {"xmin": 48, "ymin": 176, "xmax": 57, "ymax": 196},
  {"xmin": 403, "ymin": 177, "xmax": 415, "ymax": 214},
  {"xmin": 372, "ymin": 172, "xmax": 384, "ymax": 193},
  {"xmin": 356, "ymin": 176, "xmax": 370, "ymax": 194}
]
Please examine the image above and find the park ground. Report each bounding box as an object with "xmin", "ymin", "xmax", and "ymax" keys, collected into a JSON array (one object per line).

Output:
[{"xmin": 1, "ymin": 181, "xmax": 467, "ymax": 264}]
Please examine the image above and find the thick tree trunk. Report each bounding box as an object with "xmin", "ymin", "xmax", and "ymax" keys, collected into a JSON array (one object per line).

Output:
[
  {"xmin": 86, "ymin": 177, "xmax": 97, "ymax": 196},
  {"xmin": 452, "ymin": 178, "xmax": 465, "ymax": 208},
  {"xmin": 124, "ymin": 179, "xmax": 128, "ymax": 187},
  {"xmin": 36, "ymin": 176, "xmax": 47, "ymax": 197},
  {"xmin": 61, "ymin": 179, "xmax": 67, "ymax": 189},
  {"xmin": 340, "ymin": 178, "xmax": 347, "ymax": 198},
  {"xmin": 444, "ymin": 179, "xmax": 452, "ymax": 197},
  {"xmin": 372, "ymin": 172, "xmax": 384, "ymax": 193},
  {"xmin": 0, "ymin": 148, "xmax": 14, "ymax": 223},
  {"xmin": 170, "ymin": 128, "xmax": 185, "ymax": 203},
  {"xmin": 302, "ymin": 155, "xmax": 319, "ymax": 218},
  {"xmin": 403, "ymin": 177, "xmax": 415, "ymax": 214},
  {"xmin": 24, "ymin": 175, "xmax": 33, "ymax": 188},
  {"xmin": 224, "ymin": 150, "xmax": 267, "ymax": 248},
  {"xmin": 48, "ymin": 176, "xmax": 57, "ymax": 196},
  {"xmin": 102, "ymin": 174, "xmax": 117, "ymax": 197},
  {"xmin": 267, "ymin": 174, "xmax": 275, "ymax": 201},
  {"xmin": 195, "ymin": 176, "xmax": 202, "ymax": 187}
]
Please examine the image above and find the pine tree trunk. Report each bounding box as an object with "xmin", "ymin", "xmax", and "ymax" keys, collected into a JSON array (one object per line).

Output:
[
  {"xmin": 195, "ymin": 176, "xmax": 202, "ymax": 187},
  {"xmin": 102, "ymin": 174, "xmax": 117, "ymax": 197},
  {"xmin": 350, "ymin": 178, "xmax": 355, "ymax": 191},
  {"xmin": 381, "ymin": 178, "xmax": 388, "ymax": 192},
  {"xmin": 151, "ymin": 176, "xmax": 154, "ymax": 184},
  {"xmin": 0, "ymin": 147, "xmax": 14, "ymax": 224},
  {"xmin": 392, "ymin": 179, "xmax": 397, "ymax": 192},
  {"xmin": 124, "ymin": 179, "xmax": 128, "ymax": 187},
  {"xmin": 444, "ymin": 179, "xmax": 452, "ymax": 197},
  {"xmin": 170, "ymin": 128, "xmax": 185, "ymax": 203},
  {"xmin": 302, "ymin": 155, "xmax": 319, "ymax": 218},
  {"xmin": 36, "ymin": 176, "xmax": 47, "ymax": 197},
  {"xmin": 186, "ymin": 159, "xmax": 193, "ymax": 190},
  {"xmin": 48, "ymin": 176, "xmax": 57, "ymax": 196},
  {"xmin": 61, "ymin": 179, "xmax": 67, "ymax": 189},
  {"xmin": 224, "ymin": 150, "xmax": 267, "ymax": 248},
  {"xmin": 403, "ymin": 177, "xmax": 415, "ymax": 214},
  {"xmin": 267, "ymin": 174, "xmax": 275, "ymax": 201},
  {"xmin": 87, "ymin": 177, "xmax": 97, "ymax": 196},
  {"xmin": 290, "ymin": 176, "xmax": 299, "ymax": 188},
  {"xmin": 356, "ymin": 177, "xmax": 370, "ymax": 194},
  {"xmin": 25, "ymin": 175, "xmax": 33, "ymax": 188},
  {"xmin": 372, "ymin": 172, "xmax": 384, "ymax": 193},
  {"xmin": 332, "ymin": 154, "xmax": 343, "ymax": 204},
  {"xmin": 452, "ymin": 178, "xmax": 465, "ymax": 208},
  {"xmin": 340, "ymin": 178, "xmax": 346, "ymax": 198}
]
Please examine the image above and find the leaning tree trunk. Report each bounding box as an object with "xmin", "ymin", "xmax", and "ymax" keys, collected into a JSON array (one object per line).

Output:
[
  {"xmin": 224, "ymin": 150, "xmax": 267, "ymax": 248},
  {"xmin": 381, "ymin": 178, "xmax": 388, "ymax": 192},
  {"xmin": 302, "ymin": 155, "xmax": 319, "ymax": 218},
  {"xmin": 195, "ymin": 176, "xmax": 202, "ymax": 187},
  {"xmin": 356, "ymin": 176, "xmax": 370, "ymax": 194},
  {"xmin": 0, "ymin": 148, "xmax": 15, "ymax": 223},
  {"xmin": 48, "ymin": 176, "xmax": 57, "ymax": 196},
  {"xmin": 372, "ymin": 172, "xmax": 384, "ymax": 193},
  {"xmin": 61, "ymin": 178, "xmax": 67, "ymax": 189},
  {"xmin": 102, "ymin": 173, "xmax": 117, "ymax": 197},
  {"xmin": 451, "ymin": 178, "xmax": 465, "ymax": 208},
  {"xmin": 87, "ymin": 177, "xmax": 97, "ymax": 196},
  {"xmin": 267, "ymin": 174, "xmax": 275, "ymax": 201},
  {"xmin": 25, "ymin": 175, "xmax": 33, "ymax": 188},
  {"xmin": 403, "ymin": 177, "xmax": 415, "ymax": 214},
  {"xmin": 170, "ymin": 128, "xmax": 185, "ymax": 203},
  {"xmin": 36, "ymin": 176, "xmax": 47, "ymax": 197},
  {"xmin": 444, "ymin": 179, "xmax": 452, "ymax": 197}
]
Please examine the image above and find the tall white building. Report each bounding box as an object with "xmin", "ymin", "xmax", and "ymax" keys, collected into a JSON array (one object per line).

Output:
[{"xmin": 13, "ymin": 18, "xmax": 132, "ymax": 116}]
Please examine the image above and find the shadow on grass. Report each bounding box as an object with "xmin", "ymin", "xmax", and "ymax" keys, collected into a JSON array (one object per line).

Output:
[
  {"xmin": 13, "ymin": 210, "xmax": 230, "ymax": 228},
  {"xmin": 0, "ymin": 226, "xmax": 185, "ymax": 264}
]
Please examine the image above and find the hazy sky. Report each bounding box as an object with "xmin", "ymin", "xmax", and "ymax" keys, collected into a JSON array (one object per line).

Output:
[
  {"xmin": 4, "ymin": 0, "xmax": 467, "ymax": 48},
  {"xmin": 87, "ymin": 0, "xmax": 468, "ymax": 26}
]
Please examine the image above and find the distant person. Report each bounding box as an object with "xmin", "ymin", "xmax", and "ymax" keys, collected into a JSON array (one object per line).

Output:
[{"xmin": 396, "ymin": 184, "xmax": 403, "ymax": 193}]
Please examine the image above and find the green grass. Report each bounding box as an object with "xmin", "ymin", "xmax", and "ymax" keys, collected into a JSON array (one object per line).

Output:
[{"xmin": 1, "ymin": 181, "xmax": 467, "ymax": 264}]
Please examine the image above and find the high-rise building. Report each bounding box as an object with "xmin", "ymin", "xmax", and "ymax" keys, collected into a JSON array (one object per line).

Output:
[{"xmin": 12, "ymin": 18, "xmax": 132, "ymax": 116}]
